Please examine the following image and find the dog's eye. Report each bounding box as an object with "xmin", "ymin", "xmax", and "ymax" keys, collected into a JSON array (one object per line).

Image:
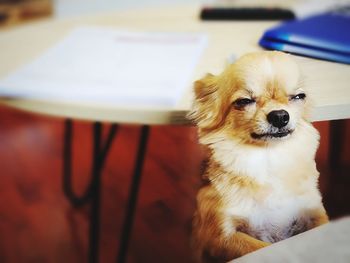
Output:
[
  {"xmin": 233, "ymin": 98, "xmax": 255, "ymax": 108},
  {"xmin": 290, "ymin": 93, "xmax": 306, "ymax": 101}
]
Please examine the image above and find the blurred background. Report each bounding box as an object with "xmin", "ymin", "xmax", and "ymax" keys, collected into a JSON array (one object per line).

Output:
[
  {"xmin": 0, "ymin": 0, "xmax": 349, "ymax": 263},
  {"xmin": 0, "ymin": 0, "xmax": 198, "ymax": 25}
]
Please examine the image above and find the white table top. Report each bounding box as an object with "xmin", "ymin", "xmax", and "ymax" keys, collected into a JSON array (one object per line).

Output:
[
  {"xmin": 233, "ymin": 217, "xmax": 350, "ymax": 263},
  {"xmin": 1, "ymin": 4, "xmax": 350, "ymax": 124}
]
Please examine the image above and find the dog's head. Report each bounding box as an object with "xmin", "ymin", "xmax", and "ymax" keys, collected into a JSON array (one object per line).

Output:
[{"xmin": 190, "ymin": 51, "xmax": 311, "ymax": 146}]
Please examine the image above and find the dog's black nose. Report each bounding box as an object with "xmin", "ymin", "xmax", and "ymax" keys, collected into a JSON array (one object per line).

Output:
[{"xmin": 267, "ymin": 110, "xmax": 290, "ymax": 128}]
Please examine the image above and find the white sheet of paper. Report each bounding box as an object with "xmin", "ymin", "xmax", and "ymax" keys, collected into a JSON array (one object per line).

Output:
[{"xmin": 0, "ymin": 27, "xmax": 207, "ymax": 107}]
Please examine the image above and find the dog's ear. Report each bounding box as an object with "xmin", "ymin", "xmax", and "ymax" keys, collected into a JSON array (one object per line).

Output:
[{"xmin": 188, "ymin": 73, "xmax": 226, "ymax": 130}]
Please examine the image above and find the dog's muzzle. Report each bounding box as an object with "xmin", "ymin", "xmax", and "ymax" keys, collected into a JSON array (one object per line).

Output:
[{"xmin": 251, "ymin": 110, "xmax": 293, "ymax": 140}]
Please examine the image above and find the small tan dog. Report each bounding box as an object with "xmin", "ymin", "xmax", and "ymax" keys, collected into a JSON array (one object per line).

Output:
[{"xmin": 190, "ymin": 51, "xmax": 328, "ymax": 262}]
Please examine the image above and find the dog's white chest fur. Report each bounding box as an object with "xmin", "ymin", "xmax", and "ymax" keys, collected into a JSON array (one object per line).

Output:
[
  {"xmin": 242, "ymin": 185, "xmax": 315, "ymax": 242},
  {"xmin": 225, "ymin": 176, "xmax": 321, "ymax": 243},
  {"xmin": 210, "ymin": 123, "xmax": 321, "ymax": 243}
]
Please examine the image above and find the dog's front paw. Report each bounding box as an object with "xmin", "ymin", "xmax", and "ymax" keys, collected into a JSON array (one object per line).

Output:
[
  {"xmin": 259, "ymin": 241, "xmax": 271, "ymax": 248},
  {"xmin": 203, "ymin": 237, "xmax": 271, "ymax": 262}
]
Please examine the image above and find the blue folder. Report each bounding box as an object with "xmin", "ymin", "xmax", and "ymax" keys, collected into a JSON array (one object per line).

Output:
[{"xmin": 259, "ymin": 7, "xmax": 350, "ymax": 64}]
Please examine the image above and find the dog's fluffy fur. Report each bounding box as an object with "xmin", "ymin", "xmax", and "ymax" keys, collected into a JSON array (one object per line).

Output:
[{"xmin": 190, "ymin": 51, "xmax": 328, "ymax": 262}]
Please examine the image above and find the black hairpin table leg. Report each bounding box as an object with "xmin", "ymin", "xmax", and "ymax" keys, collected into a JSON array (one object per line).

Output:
[
  {"xmin": 117, "ymin": 125, "xmax": 150, "ymax": 263},
  {"xmin": 63, "ymin": 119, "xmax": 118, "ymax": 263}
]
